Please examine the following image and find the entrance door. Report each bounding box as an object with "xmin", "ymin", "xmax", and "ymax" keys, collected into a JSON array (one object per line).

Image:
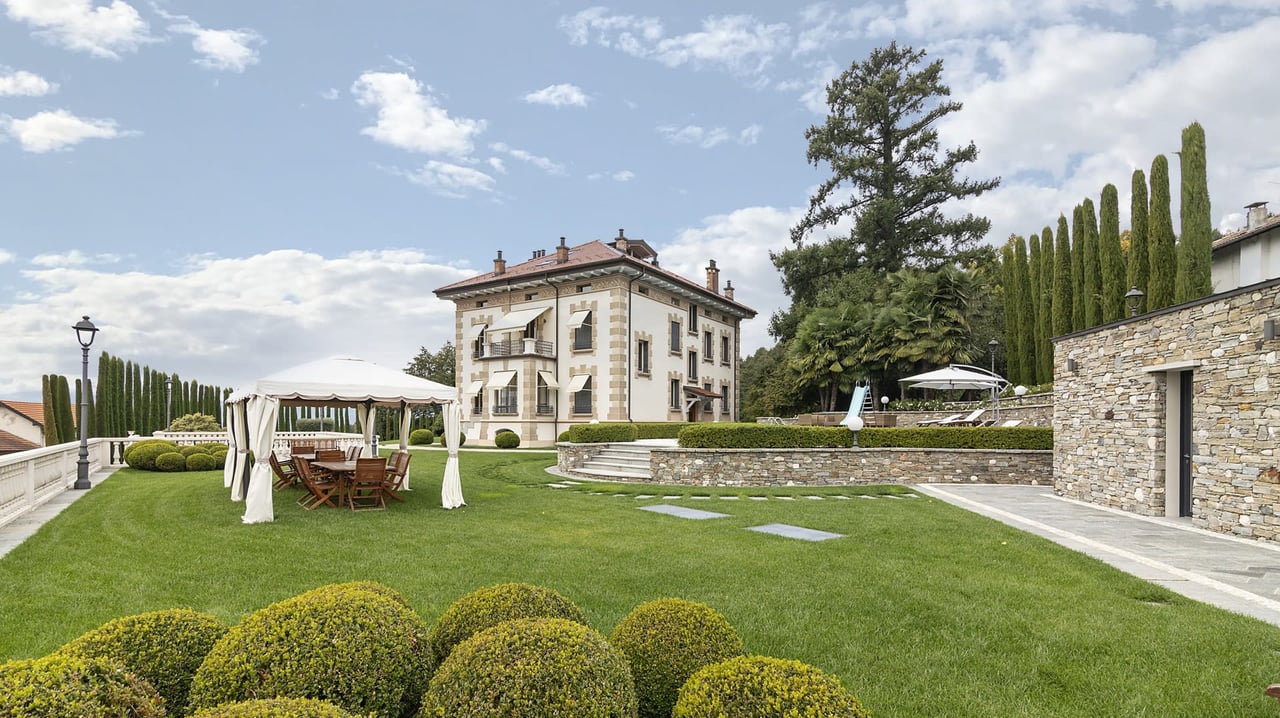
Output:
[{"xmin": 1178, "ymin": 370, "xmax": 1193, "ymax": 517}]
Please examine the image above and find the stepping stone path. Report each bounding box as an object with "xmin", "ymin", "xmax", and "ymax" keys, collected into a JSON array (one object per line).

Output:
[
  {"xmin": 747, "ymin": 524, "xmax": 844, "ymax": 542},
  {"xmin": 639, "ymin": 504, "xmax": 729, "ymax": 520}
]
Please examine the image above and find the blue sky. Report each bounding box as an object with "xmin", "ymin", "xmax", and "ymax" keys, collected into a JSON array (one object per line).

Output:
[{"xmin": 2, "ymin": 0, "xmax": 1279, "ymax": 400}]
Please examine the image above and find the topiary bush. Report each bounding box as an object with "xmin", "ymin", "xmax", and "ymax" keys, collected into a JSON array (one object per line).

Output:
[
  {"xmin": 565, "ymin": 423, "xmax": 639, "ymax": 444},
  {"xmin": 673, "ymin": 655, "xmax": 869, "ymax": 718},
  {"xmin": 0, "ymin": 653, "xmax": 166, "ymax": 717},
  {"xmin": 857, "ymin": 425, "xmax": 1053, "ymax": 450},
  {"xmin": 186, "ymin": 453, "xmax": 218, "ymax": 471},
  {"xmin": 409, "ymin": 429, "xmax": 434, "ymax": 446},
  {"xmin": 167, "ymin": 413, "xmax": 224, "ymax": 432},
  {"xmin": 678, "ymin": 424, "xmax": 853, "ymax": 449},
  {"xmin": 428, "ymin": 582, "xmax": 586, "ymax": 665},
  {"xmin": 558, "ymin": 431, "xmax": 571, "ymax": 443},
  {"xmin": 421, "ymin": 617, "xmax": 637, "ymax": 718},
  {"xmin": 125, "ymin": 440, "xmax": 181, "ymax": 470},
  {"xmin": 609, "ymin": 599, "xmax": 744, "ymax": 718},
  {"xmin": 57, "ymin": 608, "xmax": 227, "ymax": 715},
  {"xmin": 155, "ymin": 452, "xmax": 188, "ymax": 472},
  {"xmin": 188, "ymin": 582, "xmax": 434, "ymax": 718},
  {"xmin": 294, "ymin": 417, "xmax": 335, "ymax": 431},
  {"xmin": 179, "ymin": 445, "xmax": 211, "ymax": 457},
  {"xmin": 211, "ymin": 451, "xmax": 227, "ymax": 470},
  {"xmin": 494, "ymin": 431, "xmax": 521, "ymax": 449},
  {"xmin": 189, "ymin": 697, "xmax": 361, "ymax": 718}
]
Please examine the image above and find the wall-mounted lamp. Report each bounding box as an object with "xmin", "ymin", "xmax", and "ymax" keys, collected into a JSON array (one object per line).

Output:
[
  {"xmin": 1124, "ymin": 286, "xmax": 1145, "ymax": 317},
  {"xmin": 1066, "ymin": 358, "xmax": 1078, "ymax": 373}
]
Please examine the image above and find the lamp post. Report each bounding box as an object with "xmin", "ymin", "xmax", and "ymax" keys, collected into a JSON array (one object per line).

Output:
[
  {"xmin": 1124, "ymin": 286, "xmax": 1145, "ymax": 317},
  {"xmin": 73, "ymin": 316, "xmax": 98, "ymax": 490},
  {"xmin": 988, "ymin": 338, "xmax": 1000, "ymax": 421},
  {"xmin": 165, "ymin": 377, "xmax": 173, "ymax": 428},
  {"xmin": 988, "ymin": 338, "xmax": 999, "ymax": 375}
]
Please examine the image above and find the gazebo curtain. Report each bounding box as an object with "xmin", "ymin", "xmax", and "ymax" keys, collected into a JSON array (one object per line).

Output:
[
  {"xmin": 241, "ymin": 395, "xmax": 280, "ymax": 524},
  {"xmin": 442, "ymin": 402, "xmax": 465, "ymax": 509}
]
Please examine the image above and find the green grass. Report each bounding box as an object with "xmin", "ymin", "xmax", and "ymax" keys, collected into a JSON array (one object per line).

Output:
[{"xmin": 3, "ymin": 451, "xmax": 1280, "ymax": 716}]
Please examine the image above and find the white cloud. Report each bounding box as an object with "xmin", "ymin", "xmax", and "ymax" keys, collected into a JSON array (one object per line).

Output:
[
  {"xmin": 397, "ymin": 161, "xmax": 497, "ymax": 198},
  {"xmin": 587, "ymin": 169, "xmax": 636, "ymax": 181},
  {"xmin": 1157, "ymin": 0, "xmax": 1280, "ymax": 10},
  {"xmin": 489, "ymin": 142, "xmax": 566, "ymax": 175},
  {"xmin": 3, "ymin": 0, "xmax": 151, "ymax": 59},
  {"xmin": 3, "ymin": 109, "xmax": 127, "ymax": 152},
  {"xmin": 30, "ymin": 250, "xmax": 121, "ymax": 267},
  {"xmin": 524, "ymin": 83, "xmax": 589, "ymax": 108},
  {"xmin": 559, "ymin": 7, "xmax": 663, "ymax": 48},
  {"xmin": 487, "ymin": 157, "xmax": 506, "ymax": 174},
  {"xmin": 0, "ymin": 69, "xmax": 57, "ymax": 96},
  {"xmin": 0, "ymin": 249, "xmax": 14, "ymax": 264},
  {"xmin": 870, "ymin": 0, "xmax": 1135, "ymax": 38},
  {"xmin": 320, "ymin": 88, "xmax": 339, "ymax": 100},
  {"xmin": 0, "ymin": 249, "xmax": 473, "ymax": 396},
  {"xmin": 656, "ymin": 123, "xmax": 760, "ymax": 149},
  {"xmin": 352, "ymin": 71, "xmax": 486, "ymax": 156}
]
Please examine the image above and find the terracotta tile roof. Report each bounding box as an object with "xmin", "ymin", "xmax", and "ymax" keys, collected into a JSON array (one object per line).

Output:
[
  {"xmin": 0, "ymin": 429, "xmax": 39, "ymax": 454},
  {"xmin": 434, "ymin": 239, "xmax": 756, "ymax": 317},
  {"xmin": 1, "ymin": 401, "xmax": 45, "ymax": 426},
  {"xmin": 1213, "ymin": 212, "xmax": 1280, "ymax": 251}
]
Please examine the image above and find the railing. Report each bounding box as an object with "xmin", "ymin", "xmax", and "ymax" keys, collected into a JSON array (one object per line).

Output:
[
  {"xmin": 484, "ymin": 339, "xmax": 554, "ymax": 358},
  {"xmin": 492, "ymin": 404, "xmax": 519, "ymax": 416},
  {"xmin": 0, "ymin": 439, "xmax": 113, "ymax": 530},
  {"xmin": 150, "ymin": 430, "xmax": 364, "ymax": 454},
  {"xmin": 537, "ymin": 403, "xmax": 555, "ymax": 416}
]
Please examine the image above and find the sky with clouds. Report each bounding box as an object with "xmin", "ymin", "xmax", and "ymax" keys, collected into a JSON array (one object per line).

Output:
[{"xmin": 2, "ymin": 1, "xmax": 1279, "ymax": 401}]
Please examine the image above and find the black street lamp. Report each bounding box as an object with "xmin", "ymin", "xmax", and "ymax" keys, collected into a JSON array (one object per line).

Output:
[
  {"xmin": 1125, "ymin": 286, "xmax": 1145, "ymax": 317},
  {"xmin": 165, "ymin": 377, "xmax": 173, "ymax": 428},
  {"xmin": 988, "ymin": 338, "xmax": 999, "ymax": 375},
  {"xmin": 73, "ymin": 316, "xmax": 98, "ymax": 490},
  {"xmin": 988, "ymin": 338, "xmax": 1000, "ymax": 420}
]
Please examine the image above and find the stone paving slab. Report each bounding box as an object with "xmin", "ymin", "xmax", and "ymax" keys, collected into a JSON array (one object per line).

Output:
[
  {"xmin": 747, "ymin": 523, "xmax": 844, "ymax": 542},
  {"xmin": 639, "ymin": 504, "xmax": 729, "ymax": 520}
]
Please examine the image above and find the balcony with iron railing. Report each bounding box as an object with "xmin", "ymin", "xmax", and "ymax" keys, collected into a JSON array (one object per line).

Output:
[
  {"xmin": 483, "ymin": 339, "xmax": 555, "ymax": 358},
  {"xmin": 492, "ymin": 403, "xmax": 519, "ymax": 416},
  {"xmin": 537, "ymin": 403, "xmax": 555, "ymax": 416}
]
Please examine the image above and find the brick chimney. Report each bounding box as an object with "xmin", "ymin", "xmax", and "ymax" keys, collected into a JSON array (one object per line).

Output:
[
  {"xmin": 705, "ymin": 259, "xmax": 720, "ymax": 293},
  {"xmin": 556, "ymin": 237, "xmax": 569, "ymax": 264},
  {"xmin": 1247, "ymin": 201, "xmax": 1270, "ymax": 230},
  {"xmin": 493, "ymin": 250, "xmax": 506, "ymax": 275},
  {"xmin": 723, "ymin": 280, "xmax": 734, "ymax": 300},
  {"xmin": 615, "ymin": 228, "xmax": 629, "ymax": 254}
]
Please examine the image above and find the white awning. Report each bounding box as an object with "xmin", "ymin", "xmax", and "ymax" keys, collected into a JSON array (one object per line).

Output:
[
  {"xmin": 537, "ymin": 370, "xmax": 559, "ymax": 389},
  {"xmin": 566, "ymin": 309, "xmax": 592, "ymax": 329},
  {"xmin": 464, "ymin": 323, "xmax": 487, "ymax": 340},
  {"xmin": 567, "ymin": 374, "xmax": 591, "ymax": 393},
  {"xmin": 486, "ymin": 306, "xmax": 550, "ymax": 334},
  {"xmin": 488, "ymin": 370, "xmax": 518, "ymax": 388},
  {"xmin": 465, "ymin": 380, "xmax": 485, "ymax": 395}
]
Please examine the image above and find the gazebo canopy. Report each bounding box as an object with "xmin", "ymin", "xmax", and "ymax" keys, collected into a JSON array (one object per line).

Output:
[{"xmin": 224, "ymin": 356, "xmax": 460, "ymax": 524}]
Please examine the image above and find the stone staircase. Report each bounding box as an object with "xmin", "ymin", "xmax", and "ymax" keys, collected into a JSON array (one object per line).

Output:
[{"xmin": 570, "ymin": 443, "xmax": 653, "ymax": 480}]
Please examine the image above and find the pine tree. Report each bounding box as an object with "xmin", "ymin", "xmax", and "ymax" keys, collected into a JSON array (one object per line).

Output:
[
  {"xmin": 1038, "ymin": 226, "xmax": 1055, "ymax": 382},
  {"xmin": 1082, "ymin": 198, "xmax": 1102, "ymax": 327},
  {"xmin": 1148, "ymin": 154, "xmax": 1177, "ymax": 310},
  {"xmin": 1176, "ymin": 121, "xmax": 1213, "ymax": 302},
  {"xmin": 1127, "ymin": 169, "xmax": 1150, "ymax": 314},
  {"xmin": 1053, "ymin": 215, "xmax": 1074, "ymax": 337},
  {"xmin": 1028, "ymin": 232, "xmax": 1042, "ymax": 381},
  {"xmin": 1099, "ymin": 183, "xmax": 1126, "ymax": 322}
]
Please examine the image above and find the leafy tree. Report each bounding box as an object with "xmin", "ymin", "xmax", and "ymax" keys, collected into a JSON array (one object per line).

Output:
[
  {"xmin": 788, "ymin": 306, "xmax": 860, "ymax": 411},
  {"xmin": 1081, "ymin": 198, "xmax": 1101, "ymax": 328},
  {"xmin": 788, "ymin": 42, "xmax": 999, "ymax": 276},
  {"xmin": 1099, "ymin": 183, "xmax": 1125, "ymax": 322},
  {"xmin": 740, "ymin": 345, "xmax": 808, "ymax": 420},
  {"xmin": 1037, "ymin": 226, "xmax": 1055, "ymax": 382},
  {"xmin": 1127, "ymin": 169, "xmax": 1150, "ymax": 314},
  {"xmin": 872, "ymin": 265, "xmax": 982, "ymax": 375},
  {"xmin": 1148, "ymin": 154, "xmax": 1177, "ymax": 310},
  {"xmin": 1052, "ymin": 215, "xmax": 1074, "ymax": 337},
  {"xmin": 168, "ymin": 413, "xmax": 223, "ymax": 432},
  {"xmin": 1071, "ymin": 205, "xmax": 1086, "ymax": 331},
  {"xmin": 405, "ymin": 341, "xmax": 457, "ymax": 386},
  {"xmin": 1177, "ymin": 121, "xmax": 1213, "ymax": 302}
]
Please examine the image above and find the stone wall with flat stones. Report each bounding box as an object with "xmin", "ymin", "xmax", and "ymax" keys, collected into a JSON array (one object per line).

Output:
[{"xmin": 1054, "ymin": 277, "xmax": 1280, "ymax": 542}]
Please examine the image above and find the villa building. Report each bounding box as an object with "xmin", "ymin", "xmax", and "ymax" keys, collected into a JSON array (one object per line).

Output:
[
  {"xmin": 1212, "ymin": 201, "xmax": 1280, "ymax": 293},
  {"xmin": 433, "ymin": 230, "xmax": 756, "ymax": 446}
]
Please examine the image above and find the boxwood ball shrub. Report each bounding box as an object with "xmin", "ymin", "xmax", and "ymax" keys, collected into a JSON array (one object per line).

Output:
[
  {"xmin": 421, "ymin": 617, "xmax": 637, "ymax": 718},
  {"xmin": 125, "ymin": 440, "xmax": 181, "ymax": 470},
  {"xmin": 673, "ymin": 655, "xmax": 869, "ymax": 718},
  {"xmin": 179, "ymin": 445, "xmax": 209, "ymax": 457},
  {"xmin": 0, "ymin": 653, "xmax": 165, "ymax": 717},
  {"xmin": 155, "ymin": 452, "xmax": 188, "ymax": 472},
  {"xmin": 494, "ymin": 431, "xmax": 521, "ymax": 449},
  {"xmin": 428, "ymin": 582, "xmax": 586, "ymax": 665},
  {"xmin": 188, "ymin": 582, "xmax": 434, "ymax": 718},
  {"xmin": 609, "ymin": 599, "xmax": 744, "ymax": 718},
  {"xmin": 186, "ymin": 452, "xmax": 218, "ymax": 471},
  {"xmin": 408, "ymin": 429, "xmax": 434, "ymax": 446},
  {"xmin": 58, "ymin": 608, "xmax": 227, "ymax": 715},
  {"xmin": 190, "ymin": 697, "xmax": 361, "ymax": 718}
]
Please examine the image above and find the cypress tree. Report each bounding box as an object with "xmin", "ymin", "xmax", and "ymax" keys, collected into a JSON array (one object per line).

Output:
[
  {"xmin": 85, "ymin": 378, "xmax": 96, "ymax": 440},
  {"xmin": 1148, "ymin": 154, "xmax": 1176, "ymax": 310},
  {"xmin": 1099, "ymin": 183, "xmax": 1125, "ymax": 322},
  {"xmin": 1127, "ymin": 169, "xmax": 1150, "ymax": 314},
  {"xmin": 41, "ymin": 374, "xmax": 59, "ymax": 445},
  {"xmin": 1071, "ymin": 205, "xmax": 1086, "ymax": 331},
  {"xmin": 1177, "ymin": 121, "xmax": 1213, "ymax": 302},
  {"xmin": 141, "ymin": 369, "xmax": 152, "ymax": 435},
  {"xmin": 114, "ymin": 356, "xmax": 126, "ymax": 436},
  {"xmin": 55, "ymin": 375, "xmax": 76, "ymax": 442},
  {"xmin": 1013, "ymin": 235, "xmax": 1034, "ymax": 384},
  {"xmin": 1038, "ymin": 226, "xmax": 1055, "ymax": 382},
  {"xmin": 1028, "ymin": 232, "xmax": 1042, "ymax": 379},
  {"xmin": 93, "ymin": 352, "xmax": 109, "ymax": 437},
  {"xmin": 1082, "ymin": 198, "xmax": 1102, "ymax": 328},
  {"xmin": 1053, "ymin": 214, "xmax": 1074, "ymax": 337}
]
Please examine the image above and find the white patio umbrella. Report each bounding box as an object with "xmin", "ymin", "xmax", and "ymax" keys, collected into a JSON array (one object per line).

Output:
[
  {"xmin": 899, "ymin": 364, "xmax": 1008, "ymax": 391},
  {"xmin": 441, "ymin": 402, "xmax": 466, "ymax": 510}
]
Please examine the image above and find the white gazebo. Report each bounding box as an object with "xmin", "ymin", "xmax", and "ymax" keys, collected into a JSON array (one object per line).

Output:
[{"xmin": 224, "ymin": 356, "xmax": 460, "ymax": 524}]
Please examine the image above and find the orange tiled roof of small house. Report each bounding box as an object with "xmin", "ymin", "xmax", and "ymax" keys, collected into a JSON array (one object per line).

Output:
[
  {"xmin": 0, "ymin": 429, "xmax": 40, "ymax": 454},
  {"xmin": 0, "ymin": 401, "xmax": 45, "ymax": 426}
]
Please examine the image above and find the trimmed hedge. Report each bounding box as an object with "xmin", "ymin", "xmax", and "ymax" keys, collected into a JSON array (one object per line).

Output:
[
  {"xmin": 632, "ymin": 423, "xmax": 687, "ymax": 440},
  {"xmin": 58, "ymin": 608, "xmax": 227, "ymax": 715},
  {"xmin": 187, "ymin": 453, "xmax": 218, "ymax": 471},
  {"xmin": 609, "ymin": 599, "xmax": 744, "ymax": 718},
  {"xmin": 409, "ymin": 429, "xmax": 434, "ymax": 446},
  {"xmin": 155, "ymin": 452, "xmax": 187, "ymax": 472},
  {"xmin": 857, "ymin": 426, "xmax": 1053, "ymax": 450},
  {"xmin": 678, "ymin": 424, "xmax": 853, "ymax": 449},
  {"xmin": 673, "ymin": 655, "xmax": 868, "ymax": 718},
  {"xmin": 494, "ymin": 431, "xmax": 521, "ymax": 449},
  {"xmin": 429, "ymin": 582, "xmax": 587, "ymax": 665},
  {"xmin": 294, "ymin": 418, "xmax": 335, "ymax": 431},
  {"xmin": 421, "ymin": 617, "xmax": 637, "ymax": 718},
  {"xmin": 0, "ymin": 653, "xmax": 166, "ymax": 717},
  {"xmin": 124, "ymin": 440, "xmax": 181, "ymax": 470},
  {"xmin": 190, "ymin": 697, "xmax": 361, "ymax": 718},
  {"xmin": 188, "ymin": 582, "xmax": 433, "ymax": 718},
  {"xmin": 565, "ymin": 423, "xmax": 639, "ymax": 444}
]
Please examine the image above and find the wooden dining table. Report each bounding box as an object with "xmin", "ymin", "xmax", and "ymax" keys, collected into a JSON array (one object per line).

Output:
[{"xmin": 311, "ymin": 460, "xmax": 358, "ymax": 506}]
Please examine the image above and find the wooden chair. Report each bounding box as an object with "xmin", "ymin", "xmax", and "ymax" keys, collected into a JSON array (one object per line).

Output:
[
  {"xmin": 269, "ymin": 451, "xmax": 299, "ymax": 489},
  {"xmin": 315, "ymin": 448, "xmax": 345, "ymax": 462},
  {"xmin": 290, "ymin": 443, "xmax": 315, "ymax": 458},
  {"xmin": 346, "ymin": 445, "xmax": 362, "ymax": 460},
  {"xmin": 383, "ymin": 452, "xmax": 411, "ymax": 503},
  {"xmin": 347, "ymin": 457, "xmax": 388, "ymax": 511},
  {"xmin": 294, "ymin": 457, "xmax": 339, "ymax": 510}
]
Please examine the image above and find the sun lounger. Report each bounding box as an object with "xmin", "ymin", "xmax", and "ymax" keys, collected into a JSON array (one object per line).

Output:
[
  {"xmin": 917, "ymin": 414, "xmax": 963, "ymax": 426},
  {"xmin": 939, "ymin": 409, "xmax": 986, "ymax": 426}
]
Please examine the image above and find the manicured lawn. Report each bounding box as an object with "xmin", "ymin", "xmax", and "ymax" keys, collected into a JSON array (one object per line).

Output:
[{"xmin": 3, "ymin": 450, "xmax": 1279, "ymax": 716}]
